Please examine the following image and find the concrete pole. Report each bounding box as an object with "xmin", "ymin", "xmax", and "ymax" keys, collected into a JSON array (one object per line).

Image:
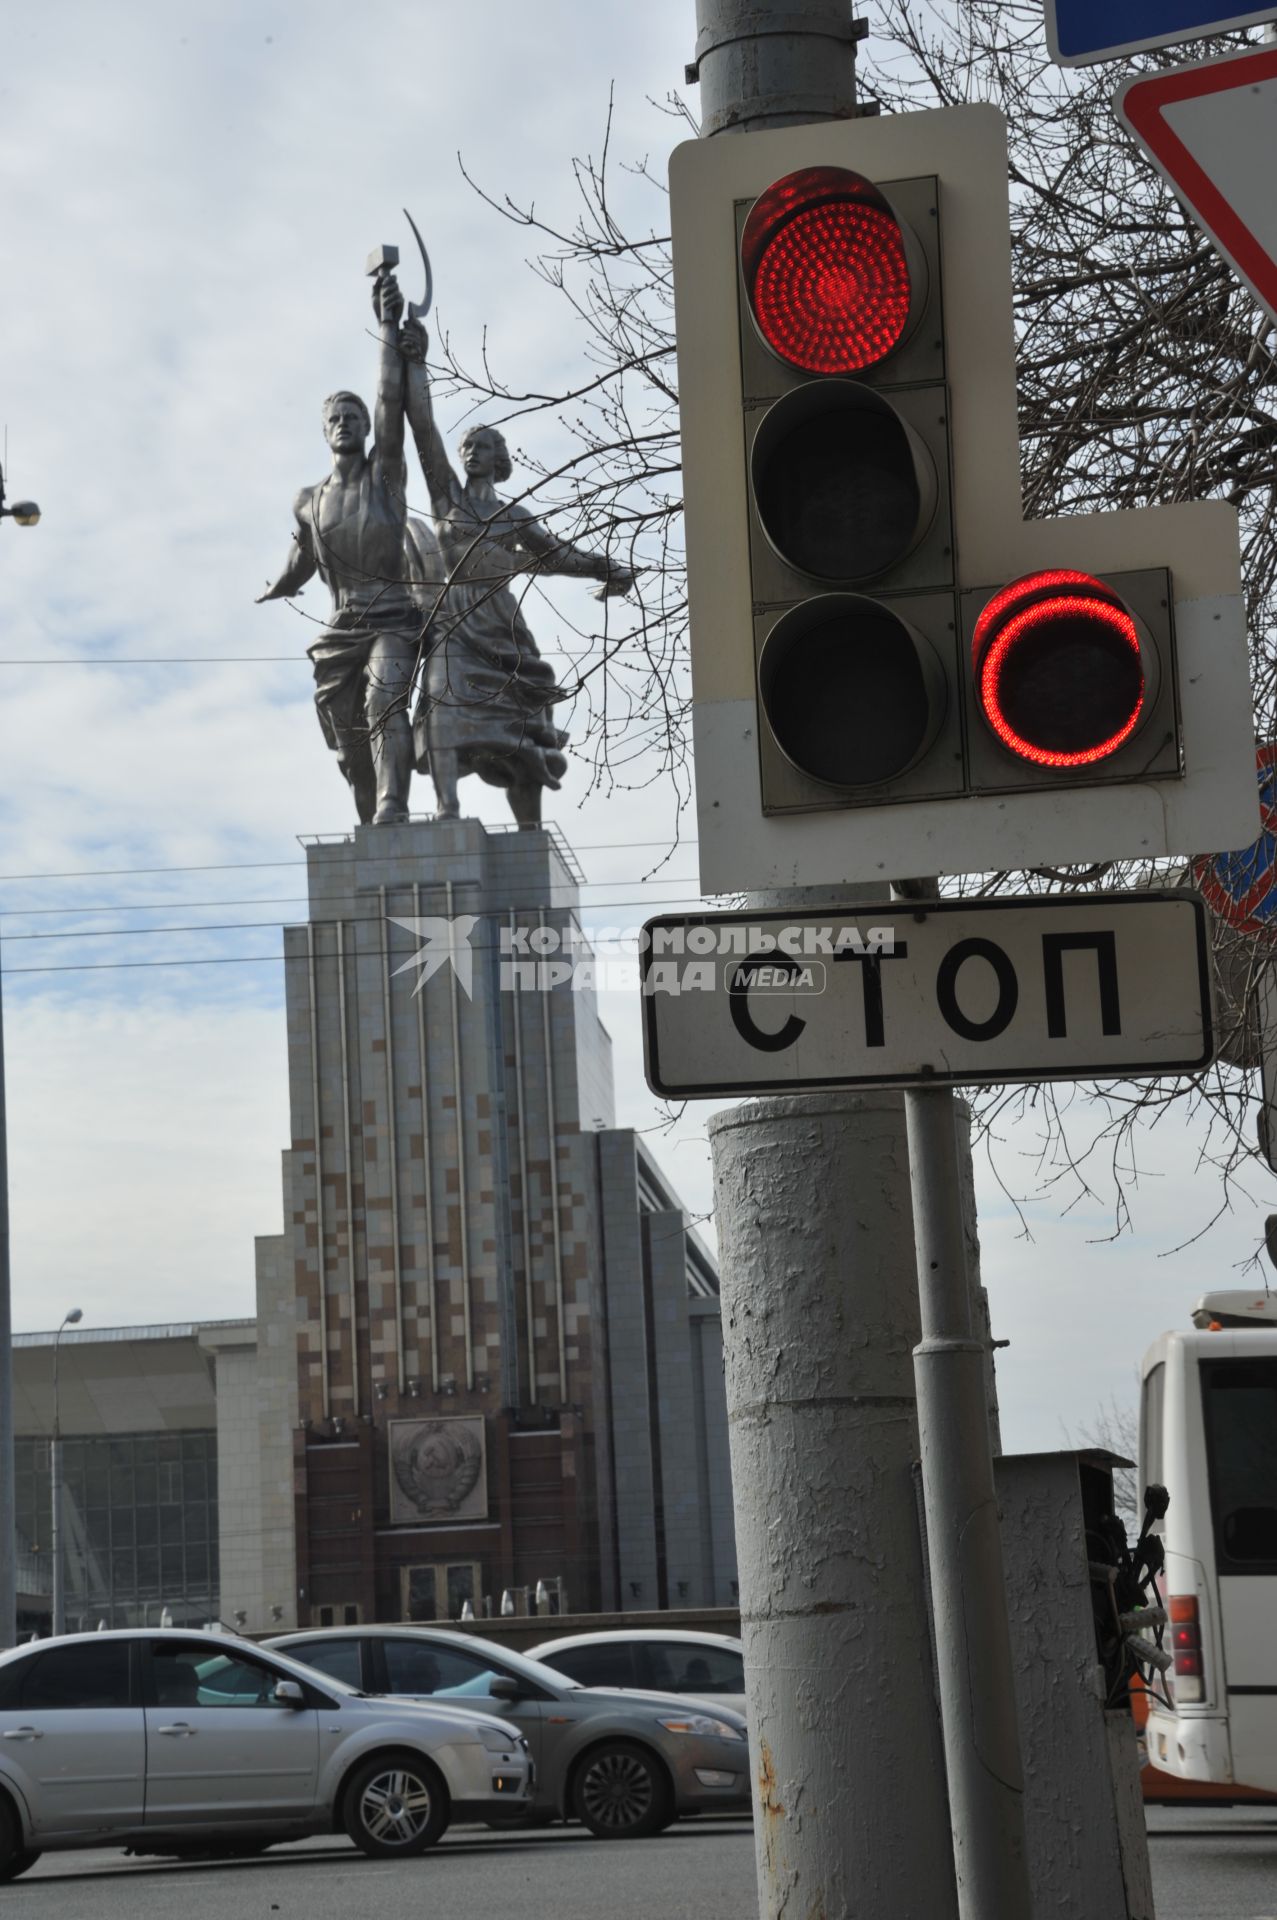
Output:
[
  {"xmin": 0, "ymin": 967, "xmax": 14, "ymax": 1650},
  {"xmin": 690, "ymin": 7, "xmax": 1001, "ymax": 1915},
  {"xmin": 709, "ymin": 1094, "xmax": 958, "ymax": 1917},
  {"xmin": 690, "ymin": 0, "xmax": 863, "ymax": 133}
]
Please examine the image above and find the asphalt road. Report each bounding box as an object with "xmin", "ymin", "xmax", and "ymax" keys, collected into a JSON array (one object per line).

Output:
[
  {"xmin": 6, "ymin": 1819, "xmax": 759, "ymax": 1920},
  {"xmin": 6, "ymin": 1808, "xmax": 1275, "ymax": 1918},
  {"xmin": 1146, "ymin": 1806, "xmax": 1277, "ymax": 1920}
]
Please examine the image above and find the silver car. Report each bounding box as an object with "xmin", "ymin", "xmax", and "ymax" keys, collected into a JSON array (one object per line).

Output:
[
  {"xmin": 268, "ymin": 1625, "xmax": 750, "ymax": 1839},
  {"xmin": 529, "ymin": 1628, "xmax": 746, "ymax": 1718},
  {"xmin": 0, "ymin": 1629, "xmax": 530, "ymax": 1881}
]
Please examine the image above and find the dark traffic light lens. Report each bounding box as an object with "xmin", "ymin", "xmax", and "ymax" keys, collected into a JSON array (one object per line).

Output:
[
  {"xmin": 741, "ymin": 166, "xmax": 923, "ymax": 375},
  {"xmin": 973, "ymin": 572, "xmax": 1154, "ymax": 768},
  {"xmin": 759, "ymin": 596, "xmax": 946, "ymax": 787},
  {"xmin": 752, "ymin": 381, "xmax": 937, "ymax": 582}
]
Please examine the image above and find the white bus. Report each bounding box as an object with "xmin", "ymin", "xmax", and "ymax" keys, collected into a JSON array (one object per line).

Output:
[{"xmin": 1140, "ymin": 1289, "xmax": 1277, "ymax": 1794}]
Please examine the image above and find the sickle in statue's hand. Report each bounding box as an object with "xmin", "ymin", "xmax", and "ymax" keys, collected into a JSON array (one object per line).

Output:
[{"xmin": 403, "ymin": 208, "xmax": 433, "ymax": 322}]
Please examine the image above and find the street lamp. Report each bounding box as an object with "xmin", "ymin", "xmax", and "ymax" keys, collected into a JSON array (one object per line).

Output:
[
  {"xmin": 0, "ymin": 465, "xmax": 40, "ymax": 528},
  {"xmin": 51, "ymin": 1309, "xmax": 83, "ymax": 1636},
  {"xmin": 0, "ymin": 458, "xmax": 40, "ymax": 1649}
]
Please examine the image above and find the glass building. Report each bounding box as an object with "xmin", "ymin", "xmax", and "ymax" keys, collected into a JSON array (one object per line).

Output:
[
  {"xmin": 10, "ymin": 1320, "xmax": 251, "ymax": 1637},
  {"xmin": 14, "ymin": 1431, "xmax": 219, "ymax": 1632}
]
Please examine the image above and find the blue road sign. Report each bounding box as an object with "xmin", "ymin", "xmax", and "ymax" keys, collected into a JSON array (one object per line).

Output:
[{"xmin": 1045, "ymin": 2, "xmax": 1277, "ymax": 67}]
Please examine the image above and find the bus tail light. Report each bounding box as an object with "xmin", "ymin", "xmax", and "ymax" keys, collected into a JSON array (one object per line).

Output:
[{"xmin": 1169, "ymin": 1594, "xmax": 1206, "ymax": 1704}]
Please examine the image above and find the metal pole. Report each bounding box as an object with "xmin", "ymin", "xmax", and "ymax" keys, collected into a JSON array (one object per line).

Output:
[
  {"xmin": 50, "ymin": 1437, "xmax": 62, "ymax": 1636},
  {"xmin": 51, "ymin": 1306, "xmax": 83, "ymax": 1637},
  {"xmin": 889, "ymin": 871, "xmax": 1031, "ymax": 1915},
  {"xmin": 904, "ymin": 1082, "xmax": 1034, "ymax": 1916},
  {"xmin": 51, "ymin": 1321, "xmax": 65, "ymax": 1636},
  {"xmin": 0, "ymin": 957, "xmax": 14, "ymax": 1650},
  {"xmin": 0, "ymin": 486, "xmax": 42, "ymax": 1642}
]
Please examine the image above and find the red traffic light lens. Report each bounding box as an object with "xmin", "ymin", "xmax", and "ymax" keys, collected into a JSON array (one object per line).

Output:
[
  {"xmin": 741, "ymin": 167, "xmax": 917, "ymax": 375},
  {"xmin": 973, "ymin": 570, "xmax": 1152, "ymax": 770}
]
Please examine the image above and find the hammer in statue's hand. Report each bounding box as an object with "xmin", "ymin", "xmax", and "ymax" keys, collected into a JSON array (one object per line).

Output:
[{"xmin": 366, "ymin": 243, "xmax": 403, "ymax": 324}]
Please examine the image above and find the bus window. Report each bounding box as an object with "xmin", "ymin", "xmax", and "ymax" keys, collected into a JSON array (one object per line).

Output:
[
  {"xmin": 1200, "ymin": 1359, "xmax": 1277, "ymax": 1573},
  {"xmin": 1140, "ymin": 1362, "xmax": 1165, "ymax": 1515}
]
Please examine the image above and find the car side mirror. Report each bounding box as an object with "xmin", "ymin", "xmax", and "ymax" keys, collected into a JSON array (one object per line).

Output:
[
  {"xmin": 488, "ymin": 1676, "xmax": 520, "ymax": 1702},
  {"xmin": 273, "ymin": 1679, "xmax": 306, "ymax": 1708}
]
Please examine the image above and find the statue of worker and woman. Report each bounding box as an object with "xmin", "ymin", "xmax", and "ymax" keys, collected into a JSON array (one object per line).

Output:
[{"xmin": 256, "ymin": 253, "xmax": 633, "ymax": 827}]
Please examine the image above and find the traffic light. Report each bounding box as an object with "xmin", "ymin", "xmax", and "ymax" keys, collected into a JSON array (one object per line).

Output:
[
  {"xmin": 739, "ymin": 161, "xmax": 959, "ymax": 815},
  {"xmin": 669, "ymin": 105, "xmax": 1257, "ymax": 894}
]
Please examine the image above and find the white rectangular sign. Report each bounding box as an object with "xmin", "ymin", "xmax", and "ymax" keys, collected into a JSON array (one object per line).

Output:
[{"xmin": 641, "ymin": 892, "xmax": 1213, "ymax": 1099}]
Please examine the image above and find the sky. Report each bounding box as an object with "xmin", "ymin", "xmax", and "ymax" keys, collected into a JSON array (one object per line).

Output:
[{"xmin": 1, "ymin": 0, "xmax": 1273, "ymax": 1460}]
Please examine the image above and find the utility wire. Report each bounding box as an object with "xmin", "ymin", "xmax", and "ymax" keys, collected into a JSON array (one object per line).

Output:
[
  {"xmin": 0, "ymin": 657, "xmax": 308, "ymax": 665},
  {"xmin": 0, "ymin": 902, "xmax": 725, "ymax": 977},
  {"xmin": 0, "ymin": 888, "xmax": 706, "ymax": 944},
  {"xmin": 0, "ymin": 835, "xmax": 698, "ymax": 887},
  {"xmin": 0, "ymin": 876, "xmax": 703, "ymax": 920}
]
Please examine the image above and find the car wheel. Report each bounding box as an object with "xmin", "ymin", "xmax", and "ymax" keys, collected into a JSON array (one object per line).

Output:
[
  {"xmin": 0, "ymin": 1851, "xmax": 40, "ymax": 1883},
  {"xmin": 344, "ymin": 1753, "xmax": 449, "ymax": 1858},
  {"xmin": 572, "ymin": 1741, "xmax": 673, "ymax": 1840},
  {"xmin": 0, "ymin": 1799, "xmax": 39, "ymax": 1882}
]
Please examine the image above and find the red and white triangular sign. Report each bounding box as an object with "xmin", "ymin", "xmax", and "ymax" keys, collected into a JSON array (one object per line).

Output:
[{"xmin": 1116, "ymin": 46, "xmax": 1277, "ymax": 327}]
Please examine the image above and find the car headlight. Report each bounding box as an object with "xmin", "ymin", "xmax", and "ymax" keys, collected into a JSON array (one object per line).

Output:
[
  {"xmin": 477, "ymin": 1724, "xmax": 519, "ymax": 1754},
  {"xmin": 657, "ymin": 1715, "xmax": 744, "ymax": 1741}
]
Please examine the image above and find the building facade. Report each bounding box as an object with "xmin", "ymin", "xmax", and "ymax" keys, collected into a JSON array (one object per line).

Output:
[
  {"xmin": 252, "ymin": 817, "xmax": 736, "ymax": 1632},
  {"xmin": 9, "ymin": 1320, "xmax": 251, "ymax": 1637}
]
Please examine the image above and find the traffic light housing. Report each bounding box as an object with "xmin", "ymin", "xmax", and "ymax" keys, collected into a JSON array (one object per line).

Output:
[{"xmin": 670, "ymin": 105, "xmax": 1257, "ymax": 893}]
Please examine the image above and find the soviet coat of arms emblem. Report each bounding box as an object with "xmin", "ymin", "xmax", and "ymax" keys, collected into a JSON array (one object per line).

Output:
[{"xmin": 389, "ymin": 1416, "xmax": 487, "ymax": 1522}]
